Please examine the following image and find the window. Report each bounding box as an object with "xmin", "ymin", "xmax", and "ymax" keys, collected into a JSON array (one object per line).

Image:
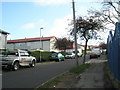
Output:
[
  {"xmin": 7, "ymin": 50, "xmax": 18, "ymax": 55},
  {"xmin": 20, "ymin": 52, "xmax": 29, "ymax": 56}
]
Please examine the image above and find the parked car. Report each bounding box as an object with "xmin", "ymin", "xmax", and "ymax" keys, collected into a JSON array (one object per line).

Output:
[
  {"xmin": 1, "ymin": 49, "xmax": 36, "ymax": 71},
  {"xmin": 49, "ymin": 53, "xmax": 65, "ymax": 62},
  {"xmin": 91, "ymin": 48, "xmax": 101, "ymax": 57},
  {"xmin": 89, "ymin": 52, "xmax": 99, "ymax": 59},
  {"xmin": 65, "ymin": 53, "xmax": 75, "ymax": 59}
]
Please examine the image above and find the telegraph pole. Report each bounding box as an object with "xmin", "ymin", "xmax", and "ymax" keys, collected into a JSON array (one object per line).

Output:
[{"xmin": 72, "ymin": 0, "xmax": 78, "ymax": 66}]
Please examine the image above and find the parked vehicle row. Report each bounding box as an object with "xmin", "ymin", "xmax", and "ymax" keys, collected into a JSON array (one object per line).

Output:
[
  {"xmin": 1, "ymin": 49, "xmax": 81, "ymax": 71},
  {"xmin": 1, "ymin": 50, "xmax": 67, "ymax": 71}
]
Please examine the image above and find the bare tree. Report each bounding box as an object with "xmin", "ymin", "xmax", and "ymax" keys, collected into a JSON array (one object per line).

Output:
[
  {"xmin": 88, "ymin": 0, "xmax": 120, "ymax": 26},
  {"xmin": 70, "ymin": 15, "xmax": 104, "ymax": 64}
]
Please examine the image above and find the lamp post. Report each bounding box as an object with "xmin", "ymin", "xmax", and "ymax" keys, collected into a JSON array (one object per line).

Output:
[{"xmin": 40, "ymin": 27, "xmax": 43, "ymax": 62}]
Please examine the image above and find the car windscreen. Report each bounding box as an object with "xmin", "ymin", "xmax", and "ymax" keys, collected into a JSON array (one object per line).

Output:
[{"xmin": 51, "ymin": 53, "xmax": 58, "ymax": 56}]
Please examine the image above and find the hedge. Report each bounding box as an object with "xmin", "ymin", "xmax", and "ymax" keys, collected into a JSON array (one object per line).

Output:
[
  {"xmin": 29, "ymin": 51, "xmax": 53, "ymax": 62},
  {"xmin": 0, "ymin": 49, "xmax": 7, "ymax": 55},
  {"xmin": 29, "ymin": 51, "xmax": 69, "ymax": 62}
]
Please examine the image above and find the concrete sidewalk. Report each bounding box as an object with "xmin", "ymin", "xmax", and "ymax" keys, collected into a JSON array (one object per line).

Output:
[{"xmin": 75, "ymin": 59, "xmax": 107, "ymax": 88}]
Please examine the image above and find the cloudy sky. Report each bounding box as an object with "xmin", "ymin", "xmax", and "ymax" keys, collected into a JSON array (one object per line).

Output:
[{"xmin": 1, "ymin": 0, "xmax": 110, "ymax": 45}]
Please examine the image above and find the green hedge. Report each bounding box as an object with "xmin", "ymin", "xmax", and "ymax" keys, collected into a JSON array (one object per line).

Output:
[
  {"xmin": 29, "ymin": 51, "xmax": 69, "ymax": 62},
  {"xmin": 0, "ymin": 49, "xmax": 7, "ymax": 55},
  {"xmin": 29, "ymin": 51, "xmax": 53, "ymax": 62}
]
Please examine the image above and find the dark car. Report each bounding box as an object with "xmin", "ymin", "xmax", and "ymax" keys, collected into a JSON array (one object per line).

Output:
[{"xmin": 49, "ymin": 53, "xmax": 65, "ymax": 62}]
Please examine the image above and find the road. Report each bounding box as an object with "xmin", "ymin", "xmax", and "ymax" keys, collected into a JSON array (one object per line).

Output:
[{"xmin": 2, "ymin": 57, "xmax": 89, "ymax": 89}]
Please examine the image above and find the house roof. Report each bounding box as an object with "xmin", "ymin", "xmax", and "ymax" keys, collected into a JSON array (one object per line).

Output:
[
  {"xmin": 7, "ymin": 36, "xmax": 55, "ymax": 43},
  {"xmin": 0, "ymin": 29, "xmax": 9, "ymax": 34}
]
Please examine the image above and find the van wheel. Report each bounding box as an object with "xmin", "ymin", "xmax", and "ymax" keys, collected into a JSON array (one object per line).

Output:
[{"xmin": 13, "ymin": 62, "xmax": 19, "ymax": 71}]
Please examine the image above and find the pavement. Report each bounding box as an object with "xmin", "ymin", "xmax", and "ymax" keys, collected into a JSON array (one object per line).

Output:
[{"xmin": 74, "ymin": 58, "xmax": 108, "ymax": 88}]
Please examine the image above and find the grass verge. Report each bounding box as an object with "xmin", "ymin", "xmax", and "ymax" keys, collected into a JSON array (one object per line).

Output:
[
  {"xmin": 36, "ymin": 63, "xmax": 91, "ymax": 89},
  {"xmin": 69, "ymin": 63, "xmax": 90, "ymax": 74}
]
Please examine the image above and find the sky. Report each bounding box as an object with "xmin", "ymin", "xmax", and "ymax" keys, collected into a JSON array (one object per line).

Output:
[{"xmin": 1, "ymin": 0, "xmax": 110, "ymax": 45}]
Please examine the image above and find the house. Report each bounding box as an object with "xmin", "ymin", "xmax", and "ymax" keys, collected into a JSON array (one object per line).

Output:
[
  {"xmin": 0, "ymin": 29, "xmax": 9, "ymax": 50},
  {"xmin": 7, "ymin": 36, "xmax": 57, "ymax": 51}
]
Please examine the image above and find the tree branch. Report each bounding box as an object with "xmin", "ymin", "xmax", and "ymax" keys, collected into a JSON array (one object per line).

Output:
[{"xmin": 108, "ymin": 2, "xmax": 120, "ymax": 15}]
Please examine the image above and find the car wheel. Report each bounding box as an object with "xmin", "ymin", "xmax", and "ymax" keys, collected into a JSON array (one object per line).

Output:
[
  {"xmin": 12, "ymin": 62, "xmax": 19, "ymax": 71},
  {"xmin": 30, "ymin": 60, "xmax": 35, "ymax": 67},
  {"xmin": 62, "ymin": 58, "xmax": 65, "ymax": 61},
  {"xmin": 58, "ymin": 59, "xmax": 61, "ymax": 62}
]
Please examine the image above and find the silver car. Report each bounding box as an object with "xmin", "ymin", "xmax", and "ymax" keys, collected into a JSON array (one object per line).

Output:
[{"xmin": 1, "ymin": 49, "xmax": 36, "ymax": 71}]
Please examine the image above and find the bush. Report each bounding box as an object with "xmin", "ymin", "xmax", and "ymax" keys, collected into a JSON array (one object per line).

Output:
[
  {"xmin": 29, "ymin": 51, "xmax": 69, "ymax": 63},
  {"xmin": 30, "ymin": 51, "xmax": 53, "ymax": 62},
  {"xmin": 0, "ymin": 49, "xmax": 7, "ymax": 55}
]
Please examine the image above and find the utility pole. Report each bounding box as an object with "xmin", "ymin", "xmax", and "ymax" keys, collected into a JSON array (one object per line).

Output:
[{"xmin": 72, "ymin": 0, "xmax": 78, "ymax": 66}]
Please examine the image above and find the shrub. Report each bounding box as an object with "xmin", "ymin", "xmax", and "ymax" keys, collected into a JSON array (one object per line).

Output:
[
  {"xmin": 0, "ymin": 49, "xmax": 7, "ymax": 55},
  {"xmin": 30, "ymin": 51, "xmax": 53, "ymax": 62}
]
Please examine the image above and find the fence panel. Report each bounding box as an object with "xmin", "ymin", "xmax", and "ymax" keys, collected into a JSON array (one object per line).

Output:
[{"xmin": 107, "ymin": 22, "xmax": 120, "ymax": 82}]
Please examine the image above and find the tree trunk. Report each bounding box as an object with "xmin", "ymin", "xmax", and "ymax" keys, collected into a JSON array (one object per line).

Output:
[{"xmin": 83, "ymin": 39, "xmax": 88, "ymax": 64}]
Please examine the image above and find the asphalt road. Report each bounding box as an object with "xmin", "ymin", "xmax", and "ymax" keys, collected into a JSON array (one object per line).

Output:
[{"xmin": 2, "ymin": 57, "xmax": 87, "ymax": 89}]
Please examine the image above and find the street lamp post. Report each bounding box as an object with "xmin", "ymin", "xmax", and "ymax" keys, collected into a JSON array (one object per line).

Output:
[{"xmin": 40, "ymin": 27, "xmax": 43, "ymax": 62}]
